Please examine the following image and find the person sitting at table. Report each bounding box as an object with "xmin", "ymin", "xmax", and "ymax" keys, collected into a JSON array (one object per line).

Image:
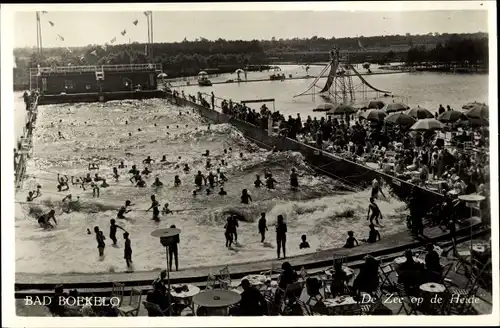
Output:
[
  {"xmin": 396, "ymin": 249, "xmax": 425, "ymax": 295},
  {"xmin": 146, "ymin": 281, "xmax": 173, "ymax": 316},
  {"xmin": 152, "ymin": 270, "xmax": 168, "ymax": 294},
  {"xmin": 424, "ymin": 243, "xmax": 442, "ymax": 282},
  {"xmin": 278, "ymin": 261, "xmax": 298, "ymax": 290},
  {"xmin": 232, "ymin": 279, "xmax": 268, "ymax": 316},
  {"xmin": 329, "ymin": 260, "xmax": 349, "ymax": 297},
  {"xmin": 352, "ymin": 255, "xmax": 379, "ymax": 298}
]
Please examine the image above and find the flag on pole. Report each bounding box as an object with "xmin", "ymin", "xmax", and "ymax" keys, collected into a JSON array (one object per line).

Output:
[
  {"xmin": 110, "ymin": 37, "xmax": 117, "ymax": 44},
  {"xmin": 121, "ymin": 29, "xmax": 127, "ymax": 36},
  {"xmin": 133, "ymin": 19, "xmax": 139, "ymax": 26},
  {"xmin": 357, "ymin": 38, "xmax": 366, "ymax": 51},
  {"xmin": 48, "ymin": 21, "xmax": 54, "ymax": 27}
]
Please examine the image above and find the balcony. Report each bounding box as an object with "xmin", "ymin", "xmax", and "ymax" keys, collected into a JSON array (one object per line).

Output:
[{"xmin": 30, "ymin": 63, "xmax": 162, "ymax": 75}]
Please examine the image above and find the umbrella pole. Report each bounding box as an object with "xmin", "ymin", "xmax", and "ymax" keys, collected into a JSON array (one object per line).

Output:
[{"xmin": 165, "ymin": 245, "xmax": 172, "ymax": 316}]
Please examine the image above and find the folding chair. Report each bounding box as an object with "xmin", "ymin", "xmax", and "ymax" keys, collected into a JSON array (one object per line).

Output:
[
  {"xmin": 439, "ymin": 262, "xmax": 455, "ymax": 289},
  {"xmin": 218, "ymin": 265, "xmax": 232, "ymax": 290},
  {"xmin": 296, "ymin": 298, "xmax": 312, "ymax": 316},
  {"xmin": 305, "ymin": 277, "xmax": 323, "ymax": 306},
  {"xmin": 142, "ymin": 301, "xmax": 170, "ymax": 316},
  {"xmin": 118, "ymin": 287, "xmax": 142, "ymax": 316},
  {"xmin": 111, "ymin": 282, "xmax": 125, "ymax": 306},
  {"xmin": 378, "ymin": 262, "xmax": 396, "ymax": 293},
  {"xmin": 395, "ymin": 283, "xmax": 418, "ymax": 315}
]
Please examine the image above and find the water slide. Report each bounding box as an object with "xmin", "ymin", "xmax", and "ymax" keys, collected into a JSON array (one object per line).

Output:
[
  {"xmin": 293, "ymin": 61, "xmax": 337, "ymax": 98},
  {"xmin": 348, "ymin": 64, "xmax": 391, "ymax": 94}
]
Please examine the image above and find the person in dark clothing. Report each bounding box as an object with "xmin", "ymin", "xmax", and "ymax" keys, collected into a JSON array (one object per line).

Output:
[
  {"xmin": 266, "ymin": 174, "xmax": 277, "ymax": 189},
  {"xmin": 94, "ymin": 226, "xmax": 106, "ymax": 258},
  {"xmin": 276, "ymin": 215, "xmax": 287, "ymax": 259},
  {"xmin": 117, "ymin": 200, "xmax": 132, "ymax": 219},
  {"xmin": 278, "ymin": 261, "xmax": 298, "ymax": 290},
  {"xmin": 343, "ymin": 231, "xmax": 359, "ymax": 248},
  {"xmin": 424, "ymin": 243, "xmax": 441, "ymax": 273},
  {"xmin": 146, "ymin": 195, "xmax": 160, "ymax": 221},
  {"xmin": 236, "ymin": 279, "xmax": 267, "ymax": 316},
  {"xmin": 254, "ymin": 175, "xmax": 263, "ymax": 188},
  {"xmin": 397, "ymin": 250, "xmax": 425, "ymax": 294},
  {"xmin": 299, "ymin": 234, "xmax": 310, "ymax": 249},
  {"xmin": 168, "ymin": 225, "xmax": 180, "ymax": 271},
  {"xmin": 290, "ymin": 168, "xmax": 299, "ymax": 190},
  {"xmin": 258, "ymin": 212, "xmax": 268, "ymax": 242},
  {"xmin": 367, "ymin": 197, "xmax": 383, "ymax": 225},
  {"xmin": 230, "ymin": 215, "xmax": 239, "ymax": 242},
  {"xmin": 123, "ymin": 232, "xmax": 133, "ymax": 269},
  {"xmin": 241, "ymin": 189, "xmax": 252, "ymax": 204},
  {"xmin": 109, "ymin": 219, "xmax": 127, "ymax": 246},
  {"xmin": 365, "ymin": 224, "xmax": 381, "ymax": 243},
  {"xmin": 330, "ymin": 260, "xmax": 349, "ymax": 297},
  {"xmin": 146, "ymin": 281, "xmax": 171, "ymax": 316},
  {"xmin": 353, "ymin": 255, "xmax": 380, "ymax": 297},
  {"xmin": 224, "ymin": 218, "xmax": 234, "ymax": 248}
]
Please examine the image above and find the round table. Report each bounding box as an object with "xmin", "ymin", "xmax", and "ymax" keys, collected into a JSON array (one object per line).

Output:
[
  {"xmin": 323, "ymin": 296, "xmax": 360, "ymax": 315},
  {"xmin": 420, "ymin": 282, "xmax": 445, "ymax": 294},
  {"xmin": 170, "ymin": 284, "xmax": 200, "ymax": 315},
  {"xmin": 458, "ymin": 194, "xmax": 486, "ymax": 203},
  {"xmin": 192, "ymin": 290, "xmax": 241, "ymax": 316},
  {"xmin": 419, "ymin": 283, "xmax": 446, "ymax": 314},
  {"xmin": 472, "ymin": 244, "xmax": 486, "ymax": 254},
  {"xmin": 241, "ymin": 274, "xmax": 267, "ymax": 287},
  {"xmin": 393, "ymin": 256, "xmax": 425, "ymax": 270},
  {"xmin": 324, "ymin": 266, "xmax": 354, "ymax": 280}
]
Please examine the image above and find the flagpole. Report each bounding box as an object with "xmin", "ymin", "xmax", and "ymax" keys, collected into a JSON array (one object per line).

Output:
[
  {"xmin": 36, "ymin": 12, "xmax": 39, "ymax": 51},
  {"xmin": 146, "ymin": 13, "xmax": 151, "ymax": 57},
  {"xmin": 150, "ymin": 12, "xmax": 154, "ymax": 61}
]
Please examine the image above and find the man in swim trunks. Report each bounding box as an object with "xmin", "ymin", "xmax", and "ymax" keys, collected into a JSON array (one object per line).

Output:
[
  {"xmin": 94, "ymin": 226, "xmax": 106, "ymax": 257},
  {"xmin": 147, "ymin": 195, "xmax": 161, "ymax": 221},
  {"xmin": 218, "ymin": 187, "xmax": 227, "ymax": 196},
  {"xmin": 117, "ymin": 200, "xmax": 133, "ymax": 219},
  {"xmin": 128, "ymin": 165, "xmax": 139, "ymax": 175},
  {"xmin": 109, "ymin": 219, "xmax": 127, "ymax": 246},
  {"xmin": 266, "ymin": 174, "xmax": 277, "ymax": 189},
  {"xmin": 371, "ymin": 176, "xmax": 386, "ymax": 199},
  {"xmin": 38, "ymin": 209, "xmax": 57, "ymax": 229},
  {"xmin": 290, "ymin": 168, "xmax": 299, "ymax": 190},
  {"xmin": 367, "ymin": 197, "xmax": 383, "ymax": 226},
  {"xmin": 26, "ymin": 190, "xmax": 39, "ymax": 202},
  {"xmin": 174, "ymin": 175, "xmax": 181, "ymax": 187},
  {"xmin": 118, "ymin": 161, "xmax": 127, "ymax": 169},
  {"xmin": 130, "ymin": 172, "xmax": 142, "ymax": 184},
  {"xmin": 194, "ymin": 171, "xmax": 207, "ymax": 189},
  {"xmin": 207, "ymin": 172, "xmax": 216, "ymax": 188},
  {"xmin": 57, "ymin": 174, "xmax": 70, "ymax": 192},
  {"xmin": 112, "ymin": 167, "xmax": 120, "ymax": 181},
  {"xmin": 152, "ymin": 177, "xmax": 164, "ymax": 187},
  {"xmin": 258, "ymin": 213, "xmax": 268, "ymax": 243},
  {"xmin": 254, "ymin": 175, "xmax": 263, "ymax": 188},
  {"xmin": 143, "ymin": 156, "xmax": 155, "ymax": 165}
]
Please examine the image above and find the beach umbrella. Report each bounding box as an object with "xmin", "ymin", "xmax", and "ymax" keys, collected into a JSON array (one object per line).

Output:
[
  {"xmin": 465, "ymin": 103, "xmax": 489, "ymax": 120},
  {"xmin": 326, "ymin": 104, "xmax": 357, "ymax": 116},
  {"xmin": 314, "ymin": 102, "xmax": 335, "ymax": 112},
  {"xmin": 458, "ymin": 117, "xmax": 489, "ymax": 128},
  {"xmin": 384, "ymin": 112, "xmax": 416, "ymax": 126},
  {"xmin": 367, "ymin": 100, "xmax": 385, "ymax": 109},
  {"xmin": 406, "ymin": 106, "xmax": 434, "ymax": 119},
  {"xmin": 198, "ymin": 71, "xmax": 208, "ymax": 76},
  {"xmin": 381, "ymin": 102, "xmax": 408, "ymax": 113},
  {"xmin": 410, "ymin": 118, "xmax": 444, "ymax": 131},
  {"xmin": 462, "ymin": 101, "xmax": 485, "ymax": 110},
  {"xmin": 360, "ymin": 109, "xmax": 387, "ymax": 122},
  {"xmin": 437, "ymin": 110, "xmax": 466, "ymax": 123},
  {"xmin": 157, "ymin": 72, "xmax": 168, "ymax": 78}
]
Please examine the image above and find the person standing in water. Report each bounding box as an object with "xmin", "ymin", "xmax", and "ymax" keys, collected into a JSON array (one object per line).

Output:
[
  {"xmin": 194, "ymin": 171, "xmax": 207, "ymax": 189},
  {"xmin": 117, "ymin": 200, "xmax": 133, "ymax": 219},
  {"xmin": 168, "ymin": 225, "xmax": 180, "ymax": 271},
  {"xmin": 94, "ymin": 226, "xmax": 106, "ymax": 258},
  {"xmin": 290, "ymin": 168, "xmax": 299, "ymax": 190},
  {"xmin": 266, "ymin": 174, "xmax": 277, "ymax": 189},
  {"xmin": 38, "ymin": 210, "xmax": 57, "ymax": 229},
  {"xmin": 367, "ymin": 197, "xmax": 383, "ymax": 226},
  {"xmin": 371, "ymin": 176, "xmax": 386, "ymax": 199},
  {"xmin": 146, "ymin": 195, "xmax": 161, "ymax": 221},
  {"xmin": 230, "ymin": 215, "xmax": 239, "ymax": 243},
  {"xmin": 123, "ymin": 232, "xmax": 133, "ymax": 269},
  {"xmin": 258, "ymin": 213, "xmax": 268, "ymax": 243},
  {"xmin": 224, "ymin": 218, "xmax": 234, "ymax": 248},
  {"xmin": 241, "ymin": 189, "xmax": 252, "ymax": 204},
  {"xmin": 109, "ymin": 219, "xmax": 127, "ymax": 246},
  {"xmin": 254, "ymin": 175, "xmax": 263, "ymax": 188},
  {"xmin": 276, "ymin": 215, "xmax": 287, "ymax": 259}
]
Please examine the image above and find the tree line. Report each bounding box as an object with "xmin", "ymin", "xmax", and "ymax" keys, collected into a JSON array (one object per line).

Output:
[{"xmin": 13, "ymin": 32, "xmax": 488, "ymax": 88}]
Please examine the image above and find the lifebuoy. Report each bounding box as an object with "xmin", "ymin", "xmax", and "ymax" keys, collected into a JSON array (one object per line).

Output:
[
  {"xmin": 98, "ymin": 95, "xmax": 105, "ymax": 102},
  {"xmin": 85, "ymin": 85, "xmax": 91, "ymax": 90}
]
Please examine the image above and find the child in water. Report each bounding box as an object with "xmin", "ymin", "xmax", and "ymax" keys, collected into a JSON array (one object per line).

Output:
[
  {"xmin": 124, "ymin": 232, "xmax": 133, "ymax": 269},
  {"xmin": 299, "ymin": 234, "xmax": 310, "ymax": 249},
  {"xmin": 224, "ymin": 218, "xmax": 234, "ymax": 248},
  {"xmin": 343, "ymin": 231, "xmax": 359, "ymax": 249}
]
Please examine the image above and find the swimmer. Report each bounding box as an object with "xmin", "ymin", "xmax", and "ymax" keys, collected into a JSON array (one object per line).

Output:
[
  {"xmin": 160, "ymin": 155, "xmax": 167, "ymax": 162},
  {"xmin": 87, "ymin": 228, "xmax": 92, "ymax": 235},
  {"xmin": 207, "ymin": 172, "xmax": 216, "ymax": 188},
  {"xmin": 183, "ymin": 164, "xmax": 190, "ymax": 173},
  {"xmin": 112, "ymin": 167, "xmax": 120, "ymax": 181},
  {"xmin": 162, "ymin": 203, "xmax": 172, "ymax": 215},
  {"xmin": 94, "ymin": 173, "xmax": 103, "ymax": 182},
  {"xmin": 136, "ymin": 176, "xmax": 146, "ymax": 188},
  {"xmin": 290, "ymin": 168, "xmax": 299, "ymax": 190},
  {"xmin": 94, "ymin": 226, "xmax": 106, "ymax": 258},
  {"xmin": 143, "ymin": 156, "xmax": 155, "ymax": 165},
  {"xmin": 125, "ymin": 120, "xmax": 128, "ymax": 125},
  {"xmin": 138, "ymin": 128, "xmax": 142, "ymax": 132},
  {"xmin": 128, "ymin": 165, "xmax": 139, "ymax": 175},
  {"xmin": 216, "ymin": 169, "xmax": 228, "ymax": 184},
  {"xmin": 128, "ymin": 132, "xmax": 132, "ymax": 136},
  {"xmin": 371, "ymin": 176, "xmax": 386, "ymax": 199},
  {"xmin": 118, "ymin": 161, "xmax": 127, "ymax": 169},
  {"xmin": 88, "ymin": 163, "xmax": 99, "ymax": 170},
  {"xmin": 26, "ymin": 190, "xmax": 39, "ymax": 202},
  {"xmin": 35, "ymin": 185, "xmax": 42, "ymax": 197},
  {"xmin": 146, "ymin": 195, "xmax": 160, "ymax": 221},
  {"xmin": 124, "ymin": 232, "xmax": 133, "ymax": 268},
  {"xmin": 130, "ymin": 172, "xmax": 141, "ymax": 184},
  {"xmin": 266, "ymin": 174, "xmax": 277, "ymax": 189},
  {"xmin": 91, "ymin": 183, "xmax": 100, "ymax": 198},
  {"xmin": 241, "ymin": 189, "xmax": 252, "ymax": 204},
  {"xmin": 101, "ymin": 179, "xmax": 109, "ymax": 188},
  {"xmin": 152, "ymin": 177, "xmax": 164, "ymax": 187},
  {"xmin": 264, "ymin": 168, "xmax": 272, "ymax": 180},
  {"xmin": 38, "ymin": 209, "xmax": 57, "ymax": 229},
  {"xmin": 223, "ymin": 149, "xmax": 228, "ymax": 155},
  {"xmin": 83, "ymin": 173, "xmax": 92, "ymax": 183},
  {"xmin": 57, "ymin": 174, "xmax": 70, "ymax": 192},
  {"xmin": 239, "ymin": 152, "xmax": 244, "ymax": 159},
  {"xmin": 174, "ymin": 175, "xmax": 181, "ymax": 187},
  {"xmin": 224, "ymin": 218, "xmax": 234, "ymax": 248},
  {"xmin": 194, "ymin": 171, "xmax": 207, "ymax": 189},
  {"xmin": 218, "ymin": 187, "xmax": 227, "ymax": 196},
  {"xmin": 254, "ymin": 175, "xmax": 263, "ymax": 188},
  {"xmin": 367, "ymin": 197, "xmax": 383, "ymax": 226},
  {"xmin": 192, "ymin": 190, "xmax": 197, "ymax": 197},
  {"xmin": 258, "ymin": 213, "xmax": 268, "ymax": 243},
  {"xmin": 109, "ymin": 219, "xmax": 127, "ymax": 246},
  {"xmin": 202, "ymin": 150, "xmax": 210, "ymax": 157},
  {"xmin": 141, "ymin": 167, "xmax": 152, "ymax": 176},
  {"xmin": 58, "ymin": 131, "xmax": 65, "ymax": 139},
  {"xmin": 206, "ymin": 159, "xmax": 212, "ymax": 169},
  {"xmin": 117, "ymin": 200, "xmax": 133, "ymax": 219},
  {"xmin": 220, "ymin": 159, "xmax": 226, "ymax": 166}
]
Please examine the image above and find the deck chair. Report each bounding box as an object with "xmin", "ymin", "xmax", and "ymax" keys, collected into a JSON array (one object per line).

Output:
[
  {"xmin": 111, "ymin": 282, "xmax": 125, "ymax": 306},
  {"xmin": 118, "ymin": 287, "xmax": 142, "ymax": 316},
  {"xmin": 142, "ymin": 301, "xmax": 170, "ymax": 316},
  {"xmin": 262, "ymin": 287, "xmax": 277, "ymax": 315},
  {"xmin": 378, "ymin": 262, "xmax": 396, "ymax": 292},
  {"xmin": 295, "ymin": 298, "xmax": 312, "ymax": 316},
  {"xmin": 395, "ymin": 283, "xmax": 418, "ymax": 315},
  {"xmin": 206, "ymin": 273, "xmax": 217, "ymax": 290},
  {"xmin": 218, "ymin": 265, "xmax": 238, "ymax": 290}
]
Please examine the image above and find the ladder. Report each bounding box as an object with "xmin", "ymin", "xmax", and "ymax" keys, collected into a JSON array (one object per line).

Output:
[{"xmin": 95, "ymin": 66, "xmax": 105, "ymax": 81}]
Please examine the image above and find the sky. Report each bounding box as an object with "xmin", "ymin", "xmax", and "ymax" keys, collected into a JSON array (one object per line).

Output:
[{"xmin": 6, "ymin": 4, "xmax": 491, "ymax": 48}]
